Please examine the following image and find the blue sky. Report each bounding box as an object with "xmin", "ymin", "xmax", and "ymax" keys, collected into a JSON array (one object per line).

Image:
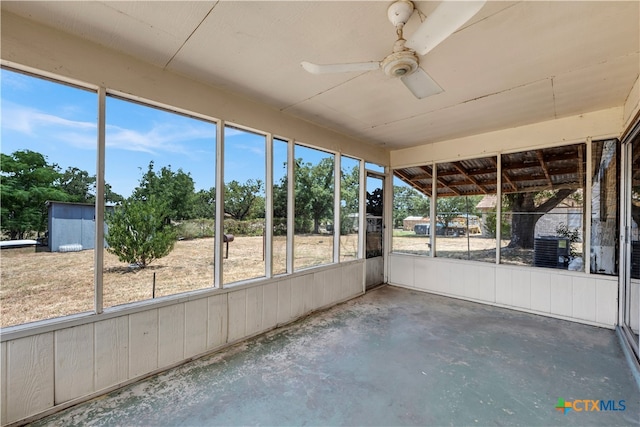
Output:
[{"xmin": 1, "ymin": 68, "xmax": 335, "ymax": 198}]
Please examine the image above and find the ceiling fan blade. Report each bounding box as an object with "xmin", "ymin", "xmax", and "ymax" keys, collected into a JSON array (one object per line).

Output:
[
  {"xmin": 301, "ymin": 61, "xmax": 380, "ymax": 74},
  {"xmin": 401, "ymin": 68, "xmax": 443, "ymax": 99},
  {"xmin": 406, "ymin": 0, "xmax": 486, "ymax": 56}
]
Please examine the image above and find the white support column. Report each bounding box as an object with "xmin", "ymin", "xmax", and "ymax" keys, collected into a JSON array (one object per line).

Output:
[
  {"xmin": 358, "ymin": 161, "xmax": 366, "ymax": 260},
  {"xmin": 287, "ymin": 140, "xmax": 295, "ymax": 273},
  {"xmin": 265, "ymin": 133, "xmax": 274, "ymax": 278},
  {"xmin": 214, "ymin": 121, "xmax": 225, "ymax": 288},
  {"xmin": 334, "ymin": 154, "xmax": 341, "ymax": 263},
  {"xmin": 430, "ymin": 163, "xmax": 437, "ymax": 257},
  {"xmin": 496, "ymin": 155, "xmax": 502, "ymax": 265},
  {"xmin": 94, "ymin": 86, "xmax": 106, "ymax": 314},
  {"xmin": 383, "ymin": 166, "xmax": 393, "ymax": 283}
]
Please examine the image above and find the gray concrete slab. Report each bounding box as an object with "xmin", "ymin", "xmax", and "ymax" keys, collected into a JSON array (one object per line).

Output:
[{"xmin": 33, "ymin": 285, "xmax": 639, "ymax": 426}]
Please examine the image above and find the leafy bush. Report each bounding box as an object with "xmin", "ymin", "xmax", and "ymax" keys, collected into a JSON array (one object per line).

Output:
[
  {"xmin": 175, "ymin": 219, "xmax": 215, "ymax": 239},
  {"xmin": 105, "ymin": 198, "xmax": 176, "ymax": 268}
]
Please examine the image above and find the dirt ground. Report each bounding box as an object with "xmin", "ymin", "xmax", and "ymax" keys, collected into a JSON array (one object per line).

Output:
[
  {"xmin": 0, "ymin": 234, "xmax": 358, "ymax": 328},
  {"xmin": 1, "ymin": 233, "xmax": 534, "ymax": 328}
]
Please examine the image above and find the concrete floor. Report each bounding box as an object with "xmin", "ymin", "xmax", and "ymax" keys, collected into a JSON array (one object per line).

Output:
[{"xmin": 33, "ymin": 285, "xmax": 639, "ymax": 426}]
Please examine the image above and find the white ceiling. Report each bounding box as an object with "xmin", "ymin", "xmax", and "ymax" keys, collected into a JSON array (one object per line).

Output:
[{"xmin": 2, "ymin": 1, "xmax": 638, "ymax": 150}]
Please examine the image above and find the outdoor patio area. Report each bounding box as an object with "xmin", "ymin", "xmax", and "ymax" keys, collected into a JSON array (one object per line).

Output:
[{"xmin": 32, "ymin": 286, "xmax": 638, "ymax": 426}]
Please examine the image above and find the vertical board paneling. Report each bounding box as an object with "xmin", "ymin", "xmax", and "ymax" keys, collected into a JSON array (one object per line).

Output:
[
  {"xmin": 476, "ymin": 265, "xmax": 495, "ymax": 302},
  {"xmin": 227, "ymin": 290, "xmax": 247, "ymax": 342},
  {"xmin": 495, "ymin": 268, "xmax": 512, "ymax": 305},
  {"xmin": 340, "ymin": 264, "xmax": 357, "ymax": 300},
  {"xmin": 184, "ymin": 298, "xmax": 208, "ymax": 358},
  {"xmin": 94, "ymin": 316, "xmax": 128, "ymax": 391},
  {"xmin": 572, "ymin": 276, "xmax": 596, "ymax": 321},
  {"xmin": 312, "ymin": 271, "xmax": 326, "ymax": 310},
  {"xmin": 158, "ymin": 304, "xmax": 185, "ymax": 367},
  {"xmin": 55, "ymin": 324, "xmax": 94, "ymax": 403},
  {"xmin": 277, "ymin": 279, "xmax": 292, "ymax": 324},
  {"xmin": 290, "ymin": 276, "xmax": 304, "ymax": 319},
  {"xmin": 389, "ymin": 255, "xmax": 414, "ymax": 287},
  {"xmin": 530, "ymin": 271, "xmax": 551, "ymax": 313},
  {"xmin": 414, "ymin": 259, "xmax": 432, "ymax": 292},
  {"xmin": 549, "ymin": 273, "xmax": 572, "ymax": 317},
  {"xmin": 207, "ymin": 294, "xmax": 228, "ymax": 349},
  {"xmin": 435, "ymin": 261, "xmax": 451, "ymax": 295},
  {"xmin": 511, "ymin": 269, "xmax": 531, "ymax": 309},
  {"xmin": 325, "ymin": 268, "xmax": 341, "ymax": 306},
  {"xmin": 462, "ymin": 264, "xmax": 479, "ymax": 299},
  {"xmin": 245, "ymin": 286, "xmax": 264, "ymax": 336},
  {"xmin": 595, "ymin": 279, "xmax": 616, "ymax": 326},
  {"xmin": 447, "ymin": 262, "xmax": 464, "ymax": 297},
  {"xmin": 1, "ymin": 342, "xmax": 7, "ymax": 426},
  {"xmin": 129, "ymin": 310, "xmax": 159, "ymax": 378},
  {"xmin": 262, "ymin": 282, "xmax": 279, "ymax": 330},
  {"xmin": 295, "ymin": 275, "xmax": 313, "ymax": 314},
  {"xmin": 6, "ymin": 333, "xmax": 54, "ymax": 424}
]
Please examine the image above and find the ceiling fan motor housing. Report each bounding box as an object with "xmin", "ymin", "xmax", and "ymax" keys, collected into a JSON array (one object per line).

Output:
[{"xmin": 381, "ymin": 50, "xmax": 419, "ymax": 77}]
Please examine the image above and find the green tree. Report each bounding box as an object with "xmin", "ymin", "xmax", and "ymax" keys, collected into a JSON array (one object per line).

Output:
[
  {"xmin": 0, "ymin": 150, "xmax": 69, "ymax": 239},
  {"xmin": 132, "ymin": 161, "xmax": 196, "ymax": 221},
  {"xmin": 505, "ymin": 189, "xmax": 574, "ymax": 249},
  {"xmin": 105, "ymin": 197, "xmax": 176, "ymax": 268},
  {"xmin": 224, "ymin": 179, "xmax": 263, "ymax": 220},
  {"xmin": 57, "ymin": 166, "xmax": 96, "ymax": 203},
  {"xmin": 192, "ymin": 187, "xmax": 216, "ymax": 219},
  {"xmin": 297, "ymin": 157, "xmax": 334, "ymax": 234},
  {"xmin": 436, "ymin": 196, "xmax": 481, "ymax": 235},
  {"xmin": 393, "ymin": 185, "xmax": 430, "ymax": 228}
]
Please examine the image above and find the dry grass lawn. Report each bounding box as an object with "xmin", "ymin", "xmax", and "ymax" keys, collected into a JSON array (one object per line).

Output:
[
  {"xmin": 1, "ymin": 234, "xmax": 358, "ymax": 328},
  {"xmin": 1, "ymin": 232, "xmax": 538, "ymax": 328}
]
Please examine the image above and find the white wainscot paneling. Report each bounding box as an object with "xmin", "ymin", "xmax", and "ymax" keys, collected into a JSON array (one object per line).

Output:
[
  {"xmin": 55, "ymin": 324, "xmax": 94, "ymax": 404},
  {"xmin": 445, "ymin": 261, "xmax": 465, "ymax": 297},
  {"xmin": 184, "ymin": 298, "xmax": 208, "ymax": 359},
  {"xmin": 631, "ymin": 279, "xmax": 639, "ymax": 332},
  {"xmin": 129, "ymin": 309, "xmax": 159, "ymax": 378},
  {"xmin": 158, "ymin": 304, "xmax": 185, "ymax": 367},
  {"xmin": 413, "ymin": 259, "xmax": 432, "ymax": 292},
  {"xmin": 262, "ymin": 281, "xmax": 279, "ymax": 331},
  {"xmin": 572, "ymin": 276, "xmax": 597, "ymax": 322},
  {"xmin": 298, "ymin": 275, "xmax": 314, "ymax": 314},
  {"xmin": 324, "ymin": 268, "xmax": 342, "ymax": 307},
  {"xmin": 1, "ymin": 341, "xmax": 7, "ymax": 426},
  {"xmin": 530, "ymin": 270, "xmax": 552, "ymax": 313},
  {"xmin": 277, "ymin": 278, "xmax": 292, "ymax": 324},
  {"xmin": 511, "ymin": 268, "xmax": 532, "ymax": 309},
  {"xmin": 228, "ymin": 290, "xmax": 247, "ymax": 343},
  {"xmin": 550, "ymin": 272, "xmax": 572, "ymax": 317},
  {"xmin": 389, "ymin": 255, "xmax": 414, "ymax": 287},
  {"xmin": 290, "ymin": 276, "xmax": 305, "ymax": 319},
  {"xmin": 495, "ymin": 267, "xmax": 513, "ymax": 306},
  {"xmin": 207, "ymin": 293, "xmax": 228, "ymax": 350},
  {"xmin": 461, "ymin": 263, "xmax": 479, "ymax": 299},
  {"xmin": 595, "ymin": 278, "xmax": 617, "ymax": 326},
  {"xmin": 94, "ymin": 316, "xmax": 128, "ymax": 391},
  {"xmin": 473, "ymin": 264, "xmax": 496, "ymax": 302},
  {"xmin": 6, "ymin": 333, "xmax": 54, "ymax": 424},
  {"xmin": 434, "ymin": 260, "xmax": 452, "ymax": 295},
  {"xmin": 312, "ymin": 271, "xmax": 325, "ymax": 310},
  {"xmin": 245, "ymin": 286, "xmax": 264, "ymax": 336}
]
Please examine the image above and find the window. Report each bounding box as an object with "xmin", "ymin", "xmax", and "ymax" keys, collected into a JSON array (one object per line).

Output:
[
  {"xmin": 591, "ymin": 139, "xmax": 619, "ymax": 275},
  {"xmin": 434, "ymin": 157, "xmax": 497, "ymax": 263},
  {"xmin": 1, "ymin": 68, "xmax": 97, "ymax": 326},
  {"xmin": 105, "ymin": 95, "xmax": 217, "ymax": 307},
  {"xmin": 340, "ymin": 155, "xmax": 360, "ymax": 261},
  {"xmin": 500, "ymin": 144, "xmax": 585, "ymax": 270},
  {"xmin": 223, "ymin": 126, "xmax": 266, "ymax": 284},
  {"xmin": 294, "ymin": 144, "xmax": 334, "ymax": 270},
  {"xmin": 392, "ymin": 174, "xmax": 431, "ymax": 256}
]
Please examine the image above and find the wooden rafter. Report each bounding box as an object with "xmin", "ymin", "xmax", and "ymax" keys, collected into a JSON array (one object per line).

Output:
[
  {"xmin": 536, "ymin": 149, "xmax": 553, "ymax": 188},
  {"xmin": 451, "ymin": 161, "xmax": 488, "ymax": 194}
]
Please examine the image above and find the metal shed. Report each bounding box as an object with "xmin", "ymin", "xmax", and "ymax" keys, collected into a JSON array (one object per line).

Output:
[{"xmin": 46, "ymin": 201, "xmax": 108, "ymax": 252}]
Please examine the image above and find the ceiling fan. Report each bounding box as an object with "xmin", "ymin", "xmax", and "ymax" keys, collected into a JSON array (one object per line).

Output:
[{"xmin": 301, "ymin": 0, "xmax": 486, "ymax": 99}]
